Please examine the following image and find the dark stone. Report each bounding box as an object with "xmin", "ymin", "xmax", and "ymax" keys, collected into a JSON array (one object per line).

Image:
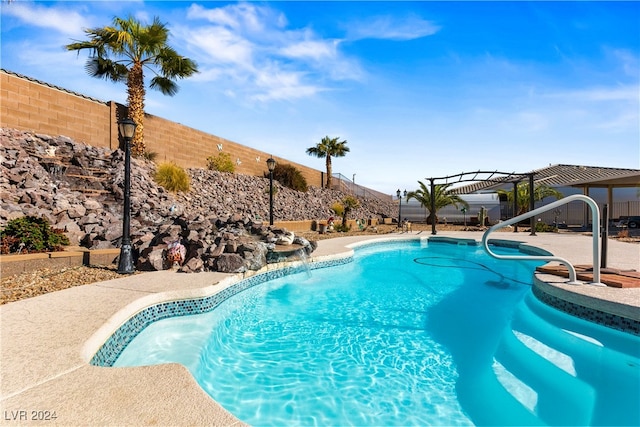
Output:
[{"xmin": 215, "ymin": 253, "xmax": 246, "ymax": 273}]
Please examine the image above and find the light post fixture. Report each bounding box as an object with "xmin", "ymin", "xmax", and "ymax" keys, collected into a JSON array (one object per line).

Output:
[
  {"xmin": 397, "ymin": 189, "xmax": 406, "ymax": 227},
  {"xmin": 266, "ymin": 157, "xmax": 276, "ymax": 225},
  {"xmin": 117, "ymin": 118, "xmax": 137, "ymax": 274},
  {"xmin": 461, "ymin": 206, "xmax": 467, "ymax": 229}
]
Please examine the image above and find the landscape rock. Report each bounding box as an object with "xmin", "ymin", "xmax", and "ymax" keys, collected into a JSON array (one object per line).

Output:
[{"xmin": 0, "ymin": 127, "xmax": 398, "ymax": 273}]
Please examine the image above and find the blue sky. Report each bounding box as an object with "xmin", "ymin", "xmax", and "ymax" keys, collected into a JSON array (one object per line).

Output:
[{"xmin": 2, "ymin": 1, "xmax": 639, "ymax": 195}]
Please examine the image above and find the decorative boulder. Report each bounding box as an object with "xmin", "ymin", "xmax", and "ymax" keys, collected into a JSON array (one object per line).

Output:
[
  {"xmin": 215, "ymin": 253, "xmax": 246, "ymax": 273},
  {"xmin": 276, "ymin": 231, "xmax": 295, "ymax": 245}
]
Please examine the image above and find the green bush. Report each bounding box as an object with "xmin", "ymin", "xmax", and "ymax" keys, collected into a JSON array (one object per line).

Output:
[
  {"xmin": 154, "ymin": 162, "xmax": 191, "ymax": 193},
  {"xmin": 140, "ymin": 151, "xmax": 158, "ymax": 162},
  {"xmin": 331, "ymin": 202, "xmax": 344, "ymax": 217},
  {"xmin": 535, "ymin": 221, "xmax": 557, "ymax": 233},
  {"xmin": 207, "ymin": 152, "xmax": 235, "ymax": 173},
  {"xmin": 334, "ymin": 222, "xmax": 351, "ymax": 232},
  {"xmin": 265, "ymin": 163, "xmax": 308, "ymax": 192},
  {"xmin": 0, "ymin": 216, "xmax": 70, "ymax": 254}
]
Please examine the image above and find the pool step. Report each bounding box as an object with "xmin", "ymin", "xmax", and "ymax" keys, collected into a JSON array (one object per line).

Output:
[
  {"xmin": 511, "ymin": 294, "xmax": 640, "ymax": 426},
  {"xmin": 490, "ymin": 295, "xmax": 604, "ymax": 425},
  {"xmin": 494, "ymin": 329, "xmax": 596, "ymax": 425},
  {"xmin": 490, "ymin": 293, "xmax": 640, "ymax": 426}
]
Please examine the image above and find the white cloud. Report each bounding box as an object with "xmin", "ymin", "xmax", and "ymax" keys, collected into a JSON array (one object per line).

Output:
[
  {"xmin": 2, "ymin": 2, "xmax": 90, "ymax": 37},
  {"xmin": 180, "ymin": 2, "xmax": 363, "ymax": 103},
  {"xmin": 251, "ymin": 65, "xmax": 324, "ymax": 102},
  {"xmin": 279, "ymin": 39, "xmax": 339, "ymax": 61},
  {"xmin": 607, "ymin": 48, "xmax": 639, "ymax": 78},
  {"xmin": 189, "ymin": 26, "xmax": 255, "ymax": 68},
  {"xmin": 187, "ymin": 3, "xmax": 285, "ymax": 35},
  {"xmin": 347, "ymin": 14, "xmax": 440, "ymax": 41},
  {"xmin": 558, "ymin": 85, "xmax": 639, "ymax": 102}
]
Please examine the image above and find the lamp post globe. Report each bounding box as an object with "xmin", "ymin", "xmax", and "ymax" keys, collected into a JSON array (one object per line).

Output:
[
  {"xmin": 266, "ymin": 157, "xmax": 276, "ymax": 226},
  {"xmin": 117, "ymin": 118, "xmax": 137, "ymax": 274}
]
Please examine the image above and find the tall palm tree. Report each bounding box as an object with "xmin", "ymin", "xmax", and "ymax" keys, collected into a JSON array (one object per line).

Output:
[
  {"xmin": 497, "ymin": 183, "xmax": 563, "ymax": 215},
  {"xmin": 406, "ymin": 181, "xmax": 469, "ymax": 224},
  {"xmin": 66, "ymin": 16, "xmax": 198, "ymax": 156},
  {"xmin": 306, "ymin": 136, "xmax": 350, "ymax": 189}
]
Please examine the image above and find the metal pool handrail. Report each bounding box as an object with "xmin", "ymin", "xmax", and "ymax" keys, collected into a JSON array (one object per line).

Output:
[{"xmin": 481, "ymin": 194, "xmax": 602, "ymax": 285}]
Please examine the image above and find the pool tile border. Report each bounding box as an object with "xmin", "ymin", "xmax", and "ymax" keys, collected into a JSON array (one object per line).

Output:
[
  {"xmin": 532, "ymin": 285, "xmax": 640, "ymax": 336},
  {"xmin": 90, "ymin": 257, "xmax": 351, "ymax": 367}
]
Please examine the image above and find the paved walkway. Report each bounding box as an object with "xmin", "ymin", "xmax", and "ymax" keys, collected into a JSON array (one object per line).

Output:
[{"xmin": 1, "ymin": 231, "xmax": 638, "ymax": 426}]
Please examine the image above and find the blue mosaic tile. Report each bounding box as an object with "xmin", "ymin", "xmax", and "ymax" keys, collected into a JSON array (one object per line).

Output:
[
  {"xmin": 532, "ymin": 286, "xmax": 640, "ymax": 336},
  {"xmin": 91, "ymin": 256, "xmax": 353, "ymax": 366}
]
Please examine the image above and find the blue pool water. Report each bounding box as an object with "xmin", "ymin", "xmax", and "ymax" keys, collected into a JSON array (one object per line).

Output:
[{"xmin": 114, "ymin": 240, "xmax": 640, "ymax": 426}]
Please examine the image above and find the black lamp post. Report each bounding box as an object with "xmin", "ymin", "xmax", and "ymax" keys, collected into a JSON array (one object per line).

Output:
[
  {"xmin": 266, "ymin": 157, "xmax": 276, "ymax": 225},
  {"xmin": 461, "ymin": 206, "xmax": 467, "ymax": 228},
  {"xmin": 117, "ymin": 118, "xmax": 137, "ymax": 274},
  {"xmin": 397, "ymin": 189, "xmax": 406, "ymax": 227}
]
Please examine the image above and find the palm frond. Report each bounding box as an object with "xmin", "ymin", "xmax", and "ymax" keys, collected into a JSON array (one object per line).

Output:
[
  {"xmin": 84, "ymin": 57, "xmax": 128, "ymax": 82},
  {"xmin": 149, "ymin": 76, "xmax": 178, "ymax": 96}
]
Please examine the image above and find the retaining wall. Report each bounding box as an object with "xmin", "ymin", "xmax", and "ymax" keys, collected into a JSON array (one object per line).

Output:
[
  {"xmin": 1, "ymin": 70, "xmax": 324, "ymax": 187},
  {"xmin": 0, "ymin": 249, "xmax": 120, "ymax": 278}
]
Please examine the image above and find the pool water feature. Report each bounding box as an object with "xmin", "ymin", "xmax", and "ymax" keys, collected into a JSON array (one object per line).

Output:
[{"xmin": 111, "ymin": 240, "xmax": 640, "ymax": 426}]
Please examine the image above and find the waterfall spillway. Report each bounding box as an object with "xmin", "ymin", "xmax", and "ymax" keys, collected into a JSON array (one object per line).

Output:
[{"xmin": 296, "ymin": 248, "xmax": 312, "ymax": 278}]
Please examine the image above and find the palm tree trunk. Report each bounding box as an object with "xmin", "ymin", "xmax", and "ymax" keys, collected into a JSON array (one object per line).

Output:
[
  {"xmin": 325, "ymin": 155, "xmax": 332, "ymax": 189},
  {"xmin": 127, "ymin": 62, "xmax": 146, "ymax": 156}
]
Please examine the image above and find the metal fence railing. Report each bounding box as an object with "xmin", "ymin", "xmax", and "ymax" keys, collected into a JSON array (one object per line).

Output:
[
  {"xmin": 500, "ymin": 200, "xmax": 639, "ymax": 226},
  {"xmin": 331, "ymin": 173, "xmax": 393, "ymax": 202}
]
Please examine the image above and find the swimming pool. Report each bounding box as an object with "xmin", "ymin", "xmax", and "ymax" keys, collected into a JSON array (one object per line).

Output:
[{"xmin": 109, "ymin": 239, "xmax": 640, "ymax": 426}]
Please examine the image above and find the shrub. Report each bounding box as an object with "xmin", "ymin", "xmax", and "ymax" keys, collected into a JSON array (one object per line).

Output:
[
  {"xmin": 265, "ymin": 163, "xmax": 308, "ymax": 192},
  {"xmin": 207, "ymin": 152, "xmax": 235, "ymax": 173},
  {"xmin": 154, "ymin": 162, "xmax": 190, "ymax": 193},
  {"xmin": 334, "ymin": 222, "xmax": 351, "ymax": 232},
  {"xmin": 140, "ymin": 151, "xmax": 158, "ymax": 162},
  {"xmin": 264, "ymin": 184, "xmax": 278, "ymax": 197},
  {"xmin": 535, "ymin": 221, "xmax": 557, "ymax": 233},
  {"xmin": 331, "ymin": 202, "xmax": 344, "ymax": 217},
  {"xmin": 0, "ymin": 216, "xmax": 70, "ymax": 254}
]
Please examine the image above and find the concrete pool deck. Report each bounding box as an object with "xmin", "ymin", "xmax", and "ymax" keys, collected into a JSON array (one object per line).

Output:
[{"xmin": 1, "ymin": 231, "xmax": 638, "ymax": 426}]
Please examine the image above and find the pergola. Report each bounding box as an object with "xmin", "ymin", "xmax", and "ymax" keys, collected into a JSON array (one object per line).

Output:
[{"xmin": 425, "ymin": 170, "xmax": 535, "ymax": 235}]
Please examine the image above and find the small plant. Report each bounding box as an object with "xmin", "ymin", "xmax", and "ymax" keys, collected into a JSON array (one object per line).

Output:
[
  {"xmin": 535, "ymin": 221, "xmax": 557, "ymax": 233},
  {"xmin": 154, "ymin": 162, "xmax": 190, "ymax": 193},
  {"xmin": 341, "ymin": 195, "xmax": 360, "ymax": 223},
  {"xmin": 0, "ymin": 216, "xmax": 70, "ymax": 254},
  {"xmin": 265, "ymin": 163, "xmax": 308, "ymax": 192},
  {"xmin": 331, "ymin": 202, "xmax": 344, "ymax": 217},
  {"xmin": 207, "ymin": 152, "xmax": 235, "ymax": 173},
  {"xmin": 264, "ymin": 184, "xmax": 279, "ymax": 197},
  {"xmin": 334, "ymin": 222, "xmax": 351, "ymax": 232},
  {"xmin": 140, "ymin": 151, "xmax": 158, "ymax": 162}
]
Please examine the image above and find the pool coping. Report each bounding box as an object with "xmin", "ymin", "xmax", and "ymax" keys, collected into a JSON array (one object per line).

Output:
[{"xmin": 1, "ymin": 231, "xmax": 638, "ymax": 425}]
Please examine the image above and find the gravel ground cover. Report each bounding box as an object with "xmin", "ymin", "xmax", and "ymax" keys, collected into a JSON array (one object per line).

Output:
[{"xmin": 1, "ymin": 265, "xmax": 124, "ymax": 305}]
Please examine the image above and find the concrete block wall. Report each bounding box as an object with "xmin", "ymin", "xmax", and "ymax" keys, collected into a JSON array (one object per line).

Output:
[
  {"xmin": 1, "ymin": 70, "xmax": 323, "ymax": 187},
  {"xmin": 1, "ymin": 71, "xmax": 115, "ymax": 149},
  {"xmin": 143, "ymin": 113, "xmax": 323, "ymax": 187}
]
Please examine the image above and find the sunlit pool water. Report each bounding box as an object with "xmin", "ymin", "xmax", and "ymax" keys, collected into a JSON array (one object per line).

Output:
[{"xmin": 113, "ymin": 240, "xmax": 640, "ymax": 426}]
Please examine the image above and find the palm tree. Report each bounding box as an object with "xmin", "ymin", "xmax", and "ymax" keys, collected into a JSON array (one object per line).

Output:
[
  {"xmin": 406, "ymin": 181, "xmax": 469, "ymax": 224},
  {"xmin": 497, "ymin": 183, "xmax": 563, "ymax": 216},
  {"xmin": 306, "ymin": 136, "xmax": 350, "ymax": 189},
  {"xmin": 66, "ymin": 16, "xmax": 198, "ymax": 156},
  {"xmin": 340, "ymin": 195, "xmax": 360, "ymax": 228}
]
